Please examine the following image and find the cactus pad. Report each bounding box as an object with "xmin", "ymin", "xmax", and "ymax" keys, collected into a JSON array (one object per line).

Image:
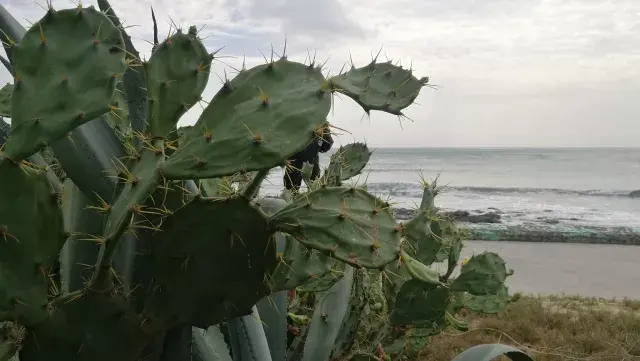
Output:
[
  {"xmin": 401, "ymin": 211, "xmax": 443, "ymax": 266},
  {"xmin": 144, "ymin": 196, "xmax": 277, "ymax": 327},
  {"xmin": 4, "ymin": 6, "xmax": 126, "ymax": 161},
  {"xmin": 269, "ymin": 234, "xmax": 335, "ymax": 292},
  {"xmin": 161, "ymin": 58, "xmax": 331, "ymax": 180},
  {"xmin": 462, "ymin": 284, "xmax": 510, "ymax": 314},
  {"xmin": 271, "ymin": 187, "xmax": 401, "ymax": 269},
  {"xmin": 328, "ymin": 61, "xmax": 428, "ymax": 115},
  {"xmin": 103, "ymin": 145, "xmax": 164, "ymax": 240},
  {"xmin": 0, "ymin": 161, "xmax": 66, "ymax": 325},
  {"xmin": 19, "ymin": 293, "xmax": 149, "ymax": 361},
  {"xmin": 389, "ymin": 280, "xmax": 450, "ymax": 326},
  {"xmin": 329, "ymin": 142, "xmax": 371, "ymax": 181},
  {"xmin": 0, "ymin": 84, "xmax": 11, "ymax": 118},
  {"xmin": 105, "ymin": 83, "xmax": 130, "ymax": 135},
  {"xmin": 451, "ymin": 252, "xmax": 507, "ymax": 296},
  {"xmin": 298, "ymin": 261, "xmax": 346, "ymax": 293},
  {"xmin": 145, "ymin": 30, "xmax": 210, "ymax": 138},
  {"xmin": 399, "ymin": 250, "xmax": 441, "ymax": 286}
]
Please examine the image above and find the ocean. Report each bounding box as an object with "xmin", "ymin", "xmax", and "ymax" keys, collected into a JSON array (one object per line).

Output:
[{"xmin": 261, "ymin": 147, "xmax": 640, "ymax": 231}]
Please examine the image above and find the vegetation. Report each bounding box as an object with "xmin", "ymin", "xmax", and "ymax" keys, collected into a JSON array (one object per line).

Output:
[
  {"xmin": 0, "ymin": 1, "xmax": 531, "ymax": 361},
  {"xmin": 419, "ymin": 295, "xmax": 640, "ymax": 361}
]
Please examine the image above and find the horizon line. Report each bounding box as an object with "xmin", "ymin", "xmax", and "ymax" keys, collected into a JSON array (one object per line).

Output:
[{"xmin": 344, "ymin": 145, "xmax": 640, "ymax": 149}]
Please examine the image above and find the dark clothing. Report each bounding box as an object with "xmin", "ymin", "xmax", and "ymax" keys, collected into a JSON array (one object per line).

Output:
[{"xmin": 284, "ymin": 129, "xmax": 333, "ymax": 192}]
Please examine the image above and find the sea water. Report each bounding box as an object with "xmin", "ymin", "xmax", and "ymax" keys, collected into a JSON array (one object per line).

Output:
[{"xmin": 262, "ymin": 147, "xmax": 640, "ymax": 230}]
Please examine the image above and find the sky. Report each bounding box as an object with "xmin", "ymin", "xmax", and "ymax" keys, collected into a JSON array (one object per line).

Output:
[{"xmin": 1, "ymin": 0, "xmax": 640, "ymax": 148}]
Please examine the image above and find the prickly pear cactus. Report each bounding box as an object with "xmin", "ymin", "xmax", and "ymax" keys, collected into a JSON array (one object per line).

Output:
[{"xmin": 0, "ymin": 2, "xmax": 518, "ymax": 361}]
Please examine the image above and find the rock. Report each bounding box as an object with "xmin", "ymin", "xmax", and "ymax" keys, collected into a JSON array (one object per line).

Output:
[
  {"xmin": 488, "ymin": 207, "xmax": 504, "ymax": 214},
  {"xmin": 629, "ymin": 190, "xmax": 640, "ymax": 198},
  {"xmin": 441, "ymin": 210, "xmax": 501, "ymax": 224},
  {"xmin": 393, "ymin": 208, "xmax": 416, "ymax": 221},
  {"xmin": 535, "ymin": 216, "xmax": 560, "ymax": 224}
]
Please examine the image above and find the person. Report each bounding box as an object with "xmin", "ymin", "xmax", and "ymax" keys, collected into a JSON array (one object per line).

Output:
[{"xmin": 284, "ymin": 127, "xmax": 334, "ymax": 192}]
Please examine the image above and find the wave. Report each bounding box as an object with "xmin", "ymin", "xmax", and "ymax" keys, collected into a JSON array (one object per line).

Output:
[{"xmin": 365, "ymin": 182, "xmax": 632, "ymax": 198}]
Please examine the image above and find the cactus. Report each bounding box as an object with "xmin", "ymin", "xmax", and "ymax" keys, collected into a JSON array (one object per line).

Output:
[
  {"xmin": 0, "ymin": 84, "xmax": 11, "ymax": 117},
  {"xmin": 0, "ymin": 2, "xmax": 526, "ymax": 361}
]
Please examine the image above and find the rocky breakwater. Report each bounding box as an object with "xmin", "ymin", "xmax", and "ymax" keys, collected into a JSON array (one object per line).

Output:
[{"xmin": 392, "ymin": 207, "xmax": 640, "ymax": 246}]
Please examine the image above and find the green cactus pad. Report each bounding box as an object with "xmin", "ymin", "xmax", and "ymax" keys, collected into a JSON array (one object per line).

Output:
[
  {"xmin": 271, "ymin": 187, "xmax": 401, "ymax": 269},
  {"xmin": 103, "ymin": 145, "xmax": 165, "ymax": 240},
  {"xmin": 105, "ymin": 84, "xmax": 130, "ymax": 136},
  {"xmin": 4, "ymin": 6, "xmax": 126, "ymax": 161},
  {"xmin": 19, "ymin": 293, "xmax": 150, "ymax": 361},
  {"xmin": 401, "ymin": 210, "xmax": 443, "ymax": 266},
  {"xmin": 451, "ymin": 252, "xmax": 507, "ymax": 296},
  {"xmin": 328, "ymin": 61, "xmax": 428, "ymax": 115},
  {"xmin": 399, "ymin": 250, "xmax": 441, "ymax": 286},
  {"xmin": 0, "ymin": 84, "xmax": 11, "ymax": 118},
  {"xmin": 144, "ymin": 196, "xmax": 277, "ymax": 328},
  {"xmin": 145, "ymin": 30, "xmax": 211, "ymax": 138},
  {"xmin": 0, "ymin": 161, "xmax": 66, "ymax": 325},
  {"xmin": 297, "ymin": 261, "xmax": 346, "ymax": 292},
  {"xmin": 389, "ymin": 280, "xmax": 450, "ymax": 326},
  {"xmin": 161, "ymin": 58, "xmax": 331, "ymax": 180},
  {"xmin": 329, "ymin": 142, "xmax": 372, "ymax": 181},
  {"xmin": 462, "ymin": 284, "xmax": 510, "ymax": 314},
  {"xmin": 269, "ymin": 235, "xmax": 335, "ymax": 292}
]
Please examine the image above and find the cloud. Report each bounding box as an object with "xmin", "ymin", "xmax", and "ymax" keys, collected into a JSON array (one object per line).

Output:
[{"xmin": 2, "ymin": 0, "xmax": 640, "ymax": 147}]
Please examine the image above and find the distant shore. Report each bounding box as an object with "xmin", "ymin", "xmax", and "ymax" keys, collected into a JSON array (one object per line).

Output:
[{"xmin": 393, "ymin": 207, "xmax": 640, "ymax": 246}]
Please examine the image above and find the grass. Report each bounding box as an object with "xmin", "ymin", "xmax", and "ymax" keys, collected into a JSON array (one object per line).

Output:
[{"xmin": 416, "ymin": 294, "xmax": 640, "ymax": 361}]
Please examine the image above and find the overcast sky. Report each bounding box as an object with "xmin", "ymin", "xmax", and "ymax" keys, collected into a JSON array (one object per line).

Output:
[{"xmin": 2, "ymin": 0, "xmax": 640, "ymax": 147}]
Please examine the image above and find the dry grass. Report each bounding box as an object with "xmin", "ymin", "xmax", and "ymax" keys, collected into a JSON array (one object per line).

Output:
[{"xmin": 416, "ymin": 295, "xmax": 640, "ymax": 361}]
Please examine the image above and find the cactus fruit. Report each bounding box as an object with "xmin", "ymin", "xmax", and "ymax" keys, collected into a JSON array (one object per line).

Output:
[{"xmin": 3, "ymin": 6, "xmax": 127, "ymax": 162}]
